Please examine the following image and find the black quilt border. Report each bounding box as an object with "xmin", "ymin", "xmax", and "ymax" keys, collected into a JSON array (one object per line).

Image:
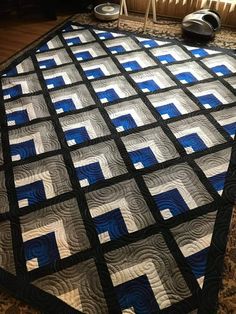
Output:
[{"xmin": 0, "ymin": 19, "xmax": 235, "ymax": 314}]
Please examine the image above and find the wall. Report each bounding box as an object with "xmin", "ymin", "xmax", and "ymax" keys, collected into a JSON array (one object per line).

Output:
[{"xmin": 126, "ymin": 0, "xmax": 236, "ymax": 28}]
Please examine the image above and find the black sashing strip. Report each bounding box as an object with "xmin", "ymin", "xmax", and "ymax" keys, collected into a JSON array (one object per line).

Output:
[
  {"xmin": 0, "ymin": 80, "xmax": 27, "ymax": 275},
  {"xmin": 70, "ymin": 27, "xmax": 201, "ymax": 302},
  {"xmin": 90, "ymin": 34, "xmax": 213, "ymax": 292},
  {"xmin": 198, "ymin": 142, "xmax": 236, "ymax": 313},
  {"xmin": 1, "ymin": 105, "xmax": 234, "ymax": 176},
  {"xmin": 41, "ymin": 24, "xmax": 201, "ymax": 310},
  {"xmin": 30, "ymin": 53, "xmax": 122, "ymax": 313},
  {"xmin": 3, "ymin": 50, "xmax": 236, "ymax": 113},
  {"xmin": 0, "ymin": 20, "xmax": 235, "ymax": 313},
  {"xmin": 26, "ymin": 205, "xmax": 214, "ymax": 284},
  {"xmin": 85, "ymin": 30, "xmax": 230, "ymax": 302},
  {"xmin": 223, "ymin": 142, "xmax": 236, "ymax": 204},
  {"xmin": 130, "ymin": 29, "xmax": 236, "ymax": 105},
  {"xmin": 129, "ymin": 35, "xmax": 235, "ymax": 201}
]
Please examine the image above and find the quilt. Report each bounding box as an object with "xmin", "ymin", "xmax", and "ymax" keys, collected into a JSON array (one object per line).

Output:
[{"xmin": 0, "ymin": 21, "xmax": 236, "ymax": 313}]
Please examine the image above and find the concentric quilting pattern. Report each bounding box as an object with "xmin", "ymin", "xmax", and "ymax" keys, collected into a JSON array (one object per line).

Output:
[
  {"xmin": 201, "ymin": 54, "xmax": 236, "ymax": 76},
  {"xmin": 171, "ymin": 211, "xmax": 217, "ymax": 288},
  {"xmin": 13, "ymin": 155, "xmax": 72, "ymax": 208},
  {"xmin": 33, "ymin": 259, "xmax": 108, "ymax": 313},
  {"xmin": 2, "ymin": 57, "xmax": 34, "ymax": 77},
  {"xmin": 20, "ymin": 198, "xmax": 90, "ymax": 271},
  {"xmin": 36, "ymin": 35, "xmax": 63, "ymax": 53},
  {"xmin": 0, "ymin": 221, "xmax": 15, "ymax": 274},
  {"xmin": 36, "ymin": 48, "xmax": 72, "ymax": 70},
  {"xmin": 59, "ymin": 108, "xmax": 110, "ymax": 146},
  {"xmin": 86, "ymin": 179, "xmax": 155, "ymax": 243},
  {"xmin": 104, "ymin": 36, "xmax": 140, "ymax": 54},
  {"xmin": 42, "ymin": 64, "xmax": 82, "ymax": 90},
  {"xmin": 62, "ymin": 29, "xmax": 95, "ymax": 46},
  {"xmin": 93, "ymin": 29, "xmax": 125, "ymax": 40},
  {"xmin": 144, "ymin": 163, "xmax": 214, "ymax": 220},
  {"xmin": 167, "ymin": 61, "xmax": 212, "ymax": 84},
  {"xmin": 115, "ymin": 51, "xmax": 156, "ymax": 72},
  {"xmin": 2, "ymin": 73, "xmax": 41, "ymax": 100},
  {"xmin": 187, "ymin": 81, "xmax": 236, "ymax": 109},
  {"xmin": 0, "ymin": 137, "xmax": 3, "ymax": 165},
  {"xmin": 211, "ymin": 107, "xmax": 236, "ymax": 139},
  {"xmin": 0, "ymin": 21, "xmax": 235, "ymax": 313},
  {"xmin": 80, "ymin": 57, "xmax": 120, "ymax": 80},
  {"xmin": 144, "ymin": 164, "xmax": 213, "ymax": 220},
  {"xmin": 195, "ymin": 148, "xmax": 232, "ymax": 195},
  {"xmin": 136, "ymin": 36, "xmax": 171, "ymax": 48},
  {"xmin": 49, "ymin": 84, "xmax": 94, "ymax": 114},
  {"xmin": 62, "ymin": 24, "xmax": 84, "ymax": 32},
  {"xmin": 105, "ymin": 234, "xmax": 192, "ymax": 311},
  {"xmin": 0, "ymin": 171, "xmax": 9, "ymax": 214},
  {"xmin": 105, "ymin": 98, "xmax": 156, "ymax": 132},
  {"xmin": 147, "ymin": 89, "xmax": 199, "ymax": 119},
  {"xmin": 224, "ymin": 75, "xmax": 236, "ymax": 89},
  {"xmin": 4, "ymin": 94, "xmax": 50, "ymax": 126},
  {"xmin": 71, "ymin": 140, "xmax": 127, "ymax": 187},
  {"xmin": 130, "ymin": 68, "xmax": 176, "ymax": 92},
  {"xmin": 92, "ymin": 75, "xmax": 136, "ymax": 103},
  {"xmin": 122, "ymin": 126, "xmax": 179, "ymax": 169},
  {"xmin": 8, "ymin": 121, "xmax": 60, "ymax": 161},
  {"xmin": 70, "ymin": 42, "xmax": 107, "ymax": 61},
  {"xmin": 184, "ymin": 45, "xmax": 221, "ymax": 58},
  {"xmin": 150, "ymin": 44, "xmax": 191, "ymax": 64},
  {"xmin": 168, "ymin": 115, "xmax": 226, "ymax": 154}
]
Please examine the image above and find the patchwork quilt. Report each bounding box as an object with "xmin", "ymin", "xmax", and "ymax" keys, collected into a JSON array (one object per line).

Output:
[{"xmin": 0, "ymin": 22, "xmax": 236, "ymax": 313}]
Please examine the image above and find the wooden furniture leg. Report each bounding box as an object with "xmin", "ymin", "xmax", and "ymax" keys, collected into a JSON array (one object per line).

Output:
[
  {"xmin": 118, "ymin": 0, "xmax": 155, "ymax": 32},
  {"xmin": 123, "ymin": 0, "xmax": 128, "ymax": 16},
  {"xmin": 118, "ymin": 0, "xmax": 125, "ymax": 29},
  {"xmin": 152, "ymin": 0, "xmax": 157, "ymax": 23},
  {"xmin": 143, "ymin": 0, "xmax": 152, "ymax": 32}
]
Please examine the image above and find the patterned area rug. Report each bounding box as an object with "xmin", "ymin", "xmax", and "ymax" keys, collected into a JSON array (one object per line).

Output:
[
  {"xmin": 0, "ymin": 20, "xmax": 236, "ymax": 313},
  {"xmin": 73, "ymin": 13, "xmax": 236, "ymax": 50}
]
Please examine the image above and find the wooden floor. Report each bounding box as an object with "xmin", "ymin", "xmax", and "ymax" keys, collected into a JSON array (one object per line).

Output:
[{"xmin": 0, "ymin": 13, "xmax": 70, "ymax": 64}]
